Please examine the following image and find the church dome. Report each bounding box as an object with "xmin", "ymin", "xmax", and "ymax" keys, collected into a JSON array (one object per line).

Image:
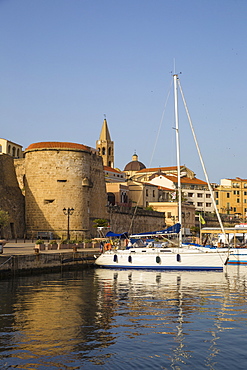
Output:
[{"xmin": 124, "ymin": 153, "xmax": 146, "ymax": 171}]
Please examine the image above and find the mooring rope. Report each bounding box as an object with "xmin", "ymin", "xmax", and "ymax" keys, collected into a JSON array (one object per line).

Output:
[{"xmin": 0, "ymin": 255, "xmax": 13, "ymax": 267}]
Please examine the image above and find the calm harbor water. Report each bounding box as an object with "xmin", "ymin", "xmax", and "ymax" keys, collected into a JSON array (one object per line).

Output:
[{"xmin": 0, "ymin": 266, "xmax": 247, "ymax": 369}]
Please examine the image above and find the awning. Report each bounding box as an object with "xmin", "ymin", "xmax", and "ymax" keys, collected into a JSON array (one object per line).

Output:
[
  {"xmin": 130, "ymin": 223, "xmax": 181, "ymax": 238},
  {"xmin": 105, "ymin": 231, "xmax": 129, "ymax": 238}
]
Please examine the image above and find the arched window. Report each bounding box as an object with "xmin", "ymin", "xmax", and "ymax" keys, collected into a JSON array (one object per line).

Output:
[
  {"xmin": 8, "ymin": 145, "xmax": 11, "ymax": 154},
  {"xmin": 108, "ymin": 147, "xmax": 111, "ymax": 155},
  {"xmin": 107, "ymin": 192, "xmax": 115, "ymax": 206},
  {"xmin": 17, "ymin": 148, "xmax": 20, "ymax": 157},
  {"xmin": 102, "ymin": 147, "xmax": 106, "ymax": 155},
  {"xmin": 12, "ymin": 147, "xmax": 16, "ymax": 157}
]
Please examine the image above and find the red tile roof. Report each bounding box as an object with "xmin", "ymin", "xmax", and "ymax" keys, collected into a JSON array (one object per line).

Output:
[
  {"xmin": 104, "ymin": 166, "xmax": 124, "ymax": 174},
  {"xmin": 152, "ymin": 173, "xmax": 207, "ymax": 185},
  {"xmin": 25, "ymin": 142, "xmax": 91, "ymax": 152},
  {"xmin": 137, "ymin": 166, "xmax": 183, "ymax": 173},
  {"xmin": 167, "ymin": 175, "xmax": 207, "ymax": 185},
  {"xmin": 228, "ymin": 177, "xmax": 247, "ymax": 182}
]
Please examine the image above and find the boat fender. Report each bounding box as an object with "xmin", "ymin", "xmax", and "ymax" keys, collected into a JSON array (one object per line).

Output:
[
  {"xmin": 128, "ymin": 255, "xmax": 132, "ymax": 263},
  {"xmin": 104, "ymin": 243, "xmax": 112, "ymax": 251},
  {"xmin": 156, "ymin": 256, "xmax": 161, "ymax": 264},
  {"xmin": 113, "ymin": 254, "xmax": 118, "ymax": 263}
]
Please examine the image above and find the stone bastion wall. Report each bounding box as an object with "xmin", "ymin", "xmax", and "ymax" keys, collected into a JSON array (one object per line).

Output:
[
  {"xmin": 24, "ymin": 142, "xmax": 108, "ymax": 240},
  {"xmin": 0, "ymin": 154, "xmax": 25, "ymax": 238}
]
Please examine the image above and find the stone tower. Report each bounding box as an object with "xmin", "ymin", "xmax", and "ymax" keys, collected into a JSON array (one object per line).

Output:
[
  {"xmin": 0, "ymin": 154, "xmax": 25, "ymax": 238},
  {"xmin": 96, "ymin": 118, "xmax": 114, "ymax": 168},
  {"xmin": 24, "ymin": 142, "xmax": 107, "ymax": 239}
]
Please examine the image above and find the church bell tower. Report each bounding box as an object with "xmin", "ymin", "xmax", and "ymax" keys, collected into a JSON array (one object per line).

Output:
[{"xmin": 96, "ymin": 118, "xmax": 114, "ymax": 168}]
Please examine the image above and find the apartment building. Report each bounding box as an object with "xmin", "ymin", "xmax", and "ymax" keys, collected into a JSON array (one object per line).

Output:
[
  {"xmin": 147, "ymin": 173, "xmax": 213, "ymax": 213},
  {"xmin": 214, "ymin": 177, "xmax": 247, "ymax": 218},
  {"xmin": 0, "ymin": 138, "xmax": 23, "ymax": 158}
]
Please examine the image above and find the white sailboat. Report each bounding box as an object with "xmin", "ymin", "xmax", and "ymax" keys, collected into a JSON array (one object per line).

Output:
[{"xmin": 95, "ymin": 74, "xmax": 229, "ymax": 270}]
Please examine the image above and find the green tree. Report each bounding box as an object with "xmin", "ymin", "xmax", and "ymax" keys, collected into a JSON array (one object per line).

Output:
[
  {"xmin": 0, "ymin": 209, "xmax": 9, "ymax": 238},
  {"xmin": 93, "ymin": 218, "xmax": 109, "ymax": 228}
]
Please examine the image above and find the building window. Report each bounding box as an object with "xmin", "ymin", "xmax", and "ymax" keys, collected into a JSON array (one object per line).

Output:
[
  {"xmin": 216, "ymin": 200, "xmax": 219, "ymax": 205},
  {"xmin": 233, "ymin": 207, "xmax": 236, "ymax": 212},
  {"xmin": 206, "ymin": 203, "xmax": 211, "ymax": 207},
  {"xmin": 108, "ymin": 147, "xmax": 111, "ymax": 155},
  {"xmin": 197, "ymin": 202, "xmax": 203, "ymax": 207},
  {"xmin": 206, "ymin": 194, "xmax": 211, "ymax": 198},
  {"xmin": 188, "ymin": 193, "xmax": 193, "ymax": 197},
  {"xmin": 102, "ymin": 147, "xmax": 106, "ymax": 155},
  {"xmin": 227, "ymin": 193, "xmax": 230, "ymax": 198},
  {"xmin": 153, "ymin": 190, "xmax": 155, "ymax": 197},
  {"xmin": 146, "ymin": 189, "xmax": 148, "ymax": 196},
  {"xmin": 167, "ymin": 212, "xmax": 172, "ymax": 218},
  {"xmin": 197, "ymin": 193, "xmax": 203, "ymax": 198},
  {"xmin": 237, "ymin": 198, "xmax": 240, "ymax": 203},
  {"xmin": 44, "ymin": 199, "xmax": 55, "ymax": 204},
  {"xmin": 215, "ymin": 192, "xmax": 218, "ymax": 198},
  {"xmin": 244, "ymin": 199, "xmax": 247, "ymax": 203}
]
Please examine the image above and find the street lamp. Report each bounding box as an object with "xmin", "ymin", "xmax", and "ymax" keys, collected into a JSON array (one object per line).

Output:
[{"xmin": 63, "ymin": 207, "xmax": 74, "ymax": 241}]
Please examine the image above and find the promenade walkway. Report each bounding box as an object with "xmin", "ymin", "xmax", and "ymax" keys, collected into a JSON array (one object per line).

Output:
[{"xmin": 1, "ymin": 240, "xmax": 100, "ymax": 256}]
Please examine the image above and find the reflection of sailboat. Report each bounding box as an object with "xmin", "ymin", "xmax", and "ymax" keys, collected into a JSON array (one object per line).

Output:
[
  {"xmin": 95, "ymin": 74, "xmax": 229, "ymax": 270},
  {"xmin": 94, "ymin": 267, "xmax": 228, "ymax": 287},
  {"xmin": 94, "ymin": 267, "xmax": 246, "ymax": 368}
]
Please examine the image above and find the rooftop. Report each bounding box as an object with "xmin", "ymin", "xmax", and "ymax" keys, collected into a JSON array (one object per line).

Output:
[{"xmin": 25, "ymin": 142, "xmax": 91, "ymax": 152}]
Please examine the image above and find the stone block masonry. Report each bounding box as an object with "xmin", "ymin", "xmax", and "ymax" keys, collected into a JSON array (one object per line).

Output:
[
  {"xmin": 24, "ymin": 142, "xmax": 107, "ymax": 240},
  {"xmin": 0, "ymin": 251, "xmax": 98, "ymax": 278},
  {"xmin": 0, "ymin": 154, "xmax": 25, "ymax": 238}
]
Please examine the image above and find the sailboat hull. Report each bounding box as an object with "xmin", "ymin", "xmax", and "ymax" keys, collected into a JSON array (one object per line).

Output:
[{"xmin": 95, "ymin": 247, "xmax": 228, "ymax": 271}]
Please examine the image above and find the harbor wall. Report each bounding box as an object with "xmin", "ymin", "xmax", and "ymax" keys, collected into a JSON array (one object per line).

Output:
[{"xmin": 0, "ymin": 251, "xmax": 98, "ymax": 278}]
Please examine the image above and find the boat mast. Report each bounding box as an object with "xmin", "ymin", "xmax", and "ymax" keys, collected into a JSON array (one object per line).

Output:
[{"xmin": 173, "ymin": 74, "xmax": 182, "ymax": 247}]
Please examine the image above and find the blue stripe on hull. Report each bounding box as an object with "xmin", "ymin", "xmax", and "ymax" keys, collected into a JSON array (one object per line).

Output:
[
  {"xmin": 96, "ymin": 265, "xmax": 223, "ymax": 271},
  {"xmin": 228, "ymin": 261, "xmax": 247, "ymax": 265}
]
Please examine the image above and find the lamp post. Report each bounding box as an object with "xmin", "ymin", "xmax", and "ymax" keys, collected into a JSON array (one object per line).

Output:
[{"xmin": 63, "ymin": 207, "xmax": 74, "ymax": 241}]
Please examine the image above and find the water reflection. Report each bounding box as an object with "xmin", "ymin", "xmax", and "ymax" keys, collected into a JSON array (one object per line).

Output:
[
  {"xmin": 93, "ymin": 266, "xmax": 247, "ymax": 369},
  {"xmin": 0, "ymin": 267, "xmax": 247, "ymax": 369}
]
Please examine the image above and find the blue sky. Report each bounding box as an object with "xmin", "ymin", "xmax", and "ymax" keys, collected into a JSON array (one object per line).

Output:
[{"xmin": 1, "ymin": 0, "xmax": 247, "ymax": 183}]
